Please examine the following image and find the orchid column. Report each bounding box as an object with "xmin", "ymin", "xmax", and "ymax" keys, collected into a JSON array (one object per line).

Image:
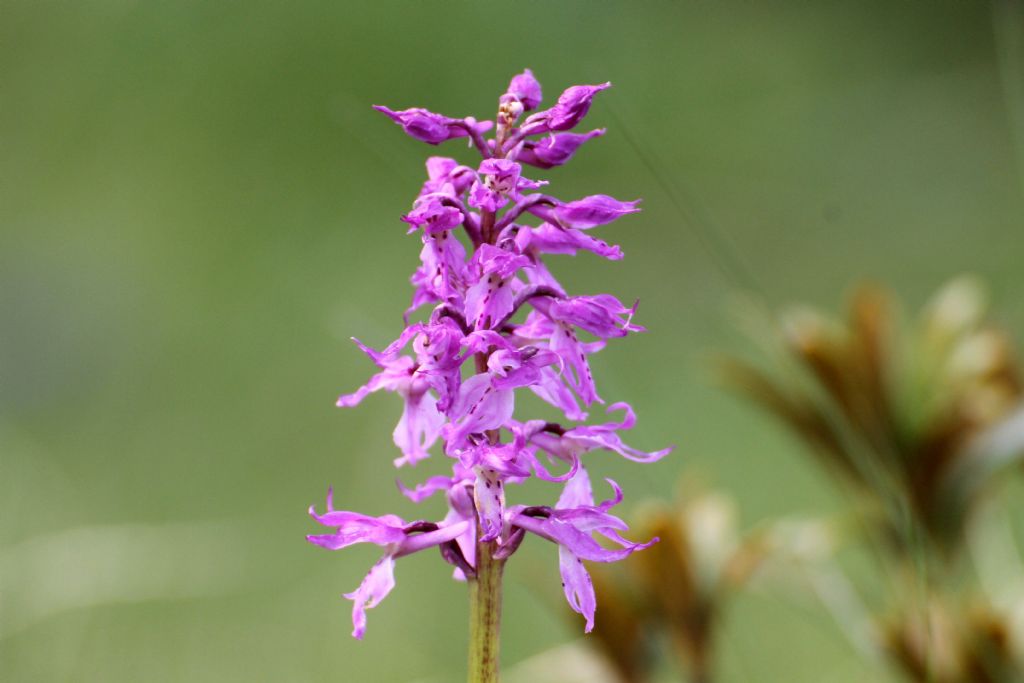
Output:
[{"xmin": 307, "ymin": 70, "xmax": 671, "ymax": 683}]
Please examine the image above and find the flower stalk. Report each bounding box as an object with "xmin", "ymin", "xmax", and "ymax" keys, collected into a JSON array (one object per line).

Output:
[{"xmin": 468, "ymin": 538, "xmax": 504, "ymax": 683}]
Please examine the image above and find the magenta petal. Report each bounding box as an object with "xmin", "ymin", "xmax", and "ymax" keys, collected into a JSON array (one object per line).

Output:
[
  {"xmin": 469, "ymin": 160, "xmax": 543, "ymax": 213},
  {"xmin": 425, "ymin": 156, "xmax": 458, "ymax": 181},
  {"xmin": 461, "ymin": 330, "xmax": 518, "ymax": 356},
  {"xmin": 554, "ymin": 195, "xmax": 641, "ymax": 230},
  {"xmin": 374, "ymin": 105, "xmax": 472, "ymax": 145},
  {"xmin": 413, "ymin": 320, "xmax": 465, "ymax": 412},
  {"xmin": 548, "ymin": 295, "xmax": 644, "ymax": 338},
  {"xmin": 489, "ymin": 348, "xmax": 557, "ymax": 391},
  {"xmin": 337, "ymin": 364, "xmax": 407, "ymax": 408},
  {"xmin": 392, "ymin": 389, "xmax": 444, "ymax": 467},
  {"xmin": 528, "ymin": 365, "xmax": 588, "ymax": 421},
  {"xmin": 344, "ymin": 555, "xmax": 396, "ymax": 639},
  {"xmin": 462, "ymin": 441, "xmax": 532, "ymax": 479},
  {"xmin": 445, "ymin": 484, "xmax": 477, "ymax": 578},
  {"xmin": 520, "ymin": 83, "xmax": 611, "ymax": 135},
  {"xmin": 517, "ymin": 129, "xmax": 605, "ymax": 169},
  {"xmin": 464, "ymin": 276, "xmax": 516, "ymax": 331},
  {"xmin": 525, "ymin": 448, "xmax": 580, "ymax": 483},
  {"xmin": 567, "ymin": 403, "xmax": 674, "ymax": 463},
  {"xmin": 306, "ymin": 508, "xmax": 406, "ymax": 550},
  {"xmin": 402, "ymin": 196, "xmax": 463, "ymax": 234},
  {"xmin": 557, "ymin": 466, "xmax": 595, "ymax": 508},
  {"xmin": 335, "ymin": 374, "xmax": 383, "ymax": 408},
  {"xmin": 549, "ymin": 323, "xmax": 601, "ymax": 405},
  {"xmin": 397, "ymin": 475, "xmax": 454, "ymax": 503},
  {"xmin": 416, "ymin": 228, "xmax": 469, "ymax": 305},
  {"xmin": 478, "ymin": 159, "xmax": 521, "ymax": 192},
  {"xmin": 559, "ymin": 545, "xmax": 596, "ymax": 632},
  {"xmin": 468, "ymin": 180, "xmax": 504, "ymax": 212},
  {"xmin": 512, "ymin": 514, "xmax": 639, "ymax": 563},
  {"xmin": 546, "ymin": 83, "xmax": 611, "ymax": 131},
  {"xmin": 420, "ymin": 157, "xmax": 476, "ymax": 198},
  {"xmin": 596, "ymin": 478, "xmax": 624, "ymax": 512},
  {"xmin": 517, "ymin": 222, "xmax": 623, "ymax": 260},
  {"xmin": 475, "ymin": 244, "xmax": 531, "ymax": 280},
  {"xmin": 395, "ymin": 520, "xmax": 472, "ymax": 556},
  {"xmin": 552, "ymin": 507, "xmax": 630, "ymax": 534},
  {"xmin": 446, "ymin": 374, "xmax": 514, "ymax": 445},
  {"xmin": 507, "ymin": 69, "xmax": 543, "ymax": 110}
]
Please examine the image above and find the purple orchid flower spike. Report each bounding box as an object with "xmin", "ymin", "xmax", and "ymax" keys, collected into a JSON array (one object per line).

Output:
[{"xmin": 309, "ymin": 72, "xmax": 672, "ymax": 676}]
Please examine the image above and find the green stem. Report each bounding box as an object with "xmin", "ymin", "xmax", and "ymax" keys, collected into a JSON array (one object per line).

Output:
[{"xmin": 468, "ymin": 539, "xmax": 504, "ymax": 683}]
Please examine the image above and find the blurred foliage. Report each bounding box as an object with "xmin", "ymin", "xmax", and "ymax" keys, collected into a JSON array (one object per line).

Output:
[
  {"xmin": 722, "ymin": 277, "xmax": 1024, "ymax": 557},
  {"xmin": 721, "ymin": 278, "xmax": 1024, "ymax": 682},
  {"xmin": 2, "ymin": 1, "xmax": 1023, "ymax": 682}
]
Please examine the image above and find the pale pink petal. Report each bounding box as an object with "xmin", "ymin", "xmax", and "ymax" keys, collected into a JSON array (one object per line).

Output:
[{"xmin": 344, "ymin": 556, "xmax": 396, "ymax": 639}]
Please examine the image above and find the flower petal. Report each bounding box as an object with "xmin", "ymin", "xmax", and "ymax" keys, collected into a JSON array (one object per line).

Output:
[
  {"xmin": 557, "ymin": 466, "xmax": 595, "ymax": 508},
  {"xmin": 445, "ymin": 374, "xmax": 515, "ymax": 446},
  {"xmin": 306, "ymin": 499, "xmax": 406, "ymax": 550},
  {"xmin": 517, "ymin": 129, "xmax": 604, "ymax": 169},
  {"xmin": 374, "ymin": 105, "xmax": 489, "ymax": 145},
  {"xmin": 554, "ymin": 195, "xmax": 641, "ymax": 230},
  {"xmin": 402, "ymin": 196, "xmax": 463, "ymax": 234},
  {"xmin": 507, "ymin": 69, "xmax": 543, "ymax": 110},
  {"xmin": 547, "ymin": 295, "xmax": 644, "ymax": 338},
  {"xmin": 559, "ymin": 545, "xmax": 596, "ymax": 632},
  {"xmin": 344, "ymin": 555, "xmax": 396, "ymax": 639},
  {"xmin": 516, "ymin": 222, "xmax": 622, "ymax": 260},
  {"xmin": 528, "ymin": 365, "xmax": 588, "ymax": 421},
  {"xmin": 336, "ymin": 363, "xmax": 409, "ymax": 408},
  {"xmin": 392, "ymin": 389, "xmax": 445, "ymax": 467},
  {"xmin": 549, "ymin": 323, "xmax": 601, "ymax": 405},
  {"xmin": 396, "ymin": 475, "xmax": 455, "ymax": 503},
  {"xmin": 520, "ymin": 83, "xmax": 611, "ymax": 135},
  {"xmin": 566, "ymin": 403, "xmax": 675, "ymax": 463}
]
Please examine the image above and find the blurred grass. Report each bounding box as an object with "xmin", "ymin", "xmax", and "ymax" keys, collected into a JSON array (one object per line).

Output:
[{"xmin": 1, "ymin": 1, "xmax": 1022, "ymax": 681}]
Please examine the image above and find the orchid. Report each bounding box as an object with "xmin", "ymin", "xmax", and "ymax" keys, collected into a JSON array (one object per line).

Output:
[{"xmin": 308, "ymin": 70, "xmax": 671, "ymax": 682}]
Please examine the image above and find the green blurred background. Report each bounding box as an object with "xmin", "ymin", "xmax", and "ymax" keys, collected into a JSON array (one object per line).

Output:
[{"xmin": 2, "ymin": 1, "xmax": 1022, "ymax": 681}]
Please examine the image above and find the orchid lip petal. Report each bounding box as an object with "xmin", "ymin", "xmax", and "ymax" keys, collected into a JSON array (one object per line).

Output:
[
  {"xmin": 344, "ymin": 555, "xmax": 396, "ymax": 639},
  {"xmin": 559, "ymin": 545, "xmax": 596, "ymax": 632}
]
